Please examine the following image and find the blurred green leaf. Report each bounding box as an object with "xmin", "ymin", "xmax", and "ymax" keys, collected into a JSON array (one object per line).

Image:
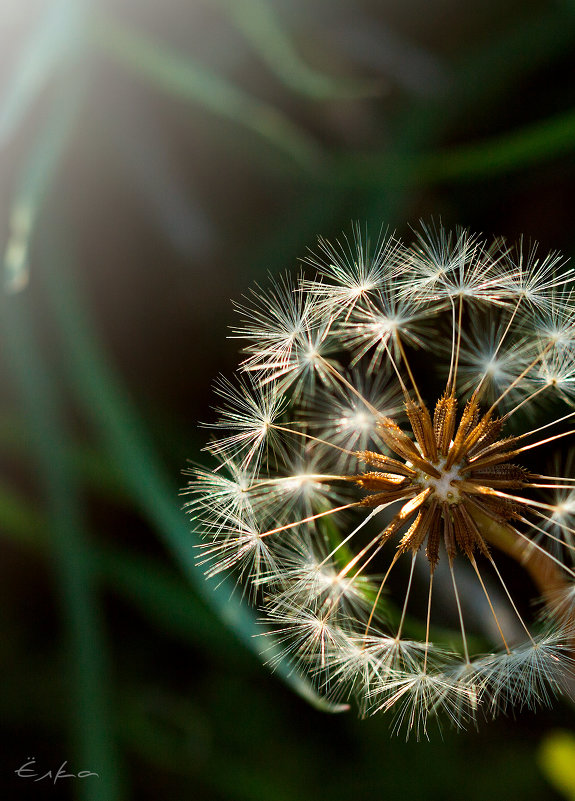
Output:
[
  {"xmin": 323, "ymin": 3, "xmax": 575, "ymax": 194},
  {"xmin": 419, "ymin": 107, "xmax": 575, "ymax": 183},
  {"xmin": 96, "ymin": 545, "xmax": 253, "ymax": 665},
  {"xmin": 1, "ymin": 287, "xmax": 125, "ymax": 799},
  {"xmin": 448, "ymin": 4, "xmax": 575, "ymax": 125},
  {"xmin": 0, "ymin": 482, "xmax": 43, "ymax": 546},
  {"xmin": 328, "ymin": 105, "xmax": 575, "ymax": 189},
  {"xmin": 539, "ymin": 730, "xmax": 575, "ymax": 801},
  {"xmin": 94, "ymin": 18, "xmax": 321, "ymax": 169},
  {"xmin": 0, "ymin": 413, "xmax": 129, "ymax": 504},
  {"xmin": 211, "ymin": 0, "xmax": 376, "ymax": 99}
]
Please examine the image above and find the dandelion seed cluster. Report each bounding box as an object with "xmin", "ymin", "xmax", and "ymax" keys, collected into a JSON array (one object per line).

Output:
[{"xmin": 185, "ymin": 223, "xmax": 575, "ymax": 737}]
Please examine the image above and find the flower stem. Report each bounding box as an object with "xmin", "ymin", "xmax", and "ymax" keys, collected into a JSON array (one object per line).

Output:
[{"xmin": 470, "ymin": 506, "xmax": 569, "ymax": 605}]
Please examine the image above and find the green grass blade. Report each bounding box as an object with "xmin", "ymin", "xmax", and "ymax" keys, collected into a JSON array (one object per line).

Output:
[
  {"xmin": 212, "ymin": 0, "xmax": 375, "ymax": 99},
  {"xmin": 448, "ymin": 5, "xmax": 575, "ymax": 124},
  {"xmin": 418, "ymin": 106, "xmax": 575, "ymax": 183},
  {"xmin": 1, "ymin": 289, "xmax": 125, "ymax": 800},
  {"xmin": 327, "ymin": 105, "xmax": 575, "ymax": 189},
  {"xmin": 93, "ymin": 18, "xmax": 321, "ymax": 169},
  {"xmin": 322, "ymin": 6, "xmax": 575, "ymax": 191},
  {"xmin": 4, "ymin": 77, "xmax": 83, "ymax": 292}
]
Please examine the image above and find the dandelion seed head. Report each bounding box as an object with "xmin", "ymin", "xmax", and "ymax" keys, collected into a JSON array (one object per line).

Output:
[{"xmin": 188, "ymin": 222, "xmax": 575, "ymax": 736}]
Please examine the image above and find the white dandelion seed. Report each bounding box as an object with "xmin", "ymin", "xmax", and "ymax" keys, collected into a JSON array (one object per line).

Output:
[
  {"xmin": 182, "ymin": 457, "xmax": 256, "ymax": 527},
  {"xmin": 303, "ymin": 367, "xmax": 404, "ymax": 459},
  {"xmin": 500, "ymin": 238, "xmax": 575, "ymax": 311},
  {"xmin": 402, "ymin": 221, "xmax": 510, "ymax": 304},
  {"xmin": 264, "ymin": 599, "xmax": 349, "ymax": 671},
  {"xmin": 203, "ymin": 374, "xmax": 286, "ymax": 470},
  {"xmin": 338, "ymin": 291, "xmax": 433, "ymax": 370},
  {"xmin": 470, "ymin": 629, "xmax": 575, "ymax": 716},
  {"xmin": 233, "ymin": 272, "xmax": 341, "ymax": 397},
  {"xmin": 195, "ymin": 510, "xmax": 279, "ymax": 596},
  {"xmin": 375, "ymin": 668, "xmax": 478, "ymax": 740},
  {"xmin": 526, "ymin": 282, "xmax": 575, "ymax": 353},
  {"xmin": 301, "ymin": 224, "xmax": 404, "ymax": 319},
  {"xmin": 535, "ymin": 348, "xmax": 575, "ymax": 402}
]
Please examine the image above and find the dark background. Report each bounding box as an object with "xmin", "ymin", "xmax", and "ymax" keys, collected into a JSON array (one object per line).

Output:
[{"xmin": 2, "ymin": 0, "xmax": 575, "ymax": 798}]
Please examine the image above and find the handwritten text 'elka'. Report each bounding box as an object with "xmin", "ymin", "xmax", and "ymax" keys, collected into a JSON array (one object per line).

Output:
[{"xmin": 15, "ymin": 758, "xmax": 99, "ymax": 784}]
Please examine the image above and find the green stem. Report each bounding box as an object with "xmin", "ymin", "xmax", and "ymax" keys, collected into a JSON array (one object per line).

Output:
[{"xmin": 471, "ymin": 506, "xmax": 568, "ymax": 606}]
